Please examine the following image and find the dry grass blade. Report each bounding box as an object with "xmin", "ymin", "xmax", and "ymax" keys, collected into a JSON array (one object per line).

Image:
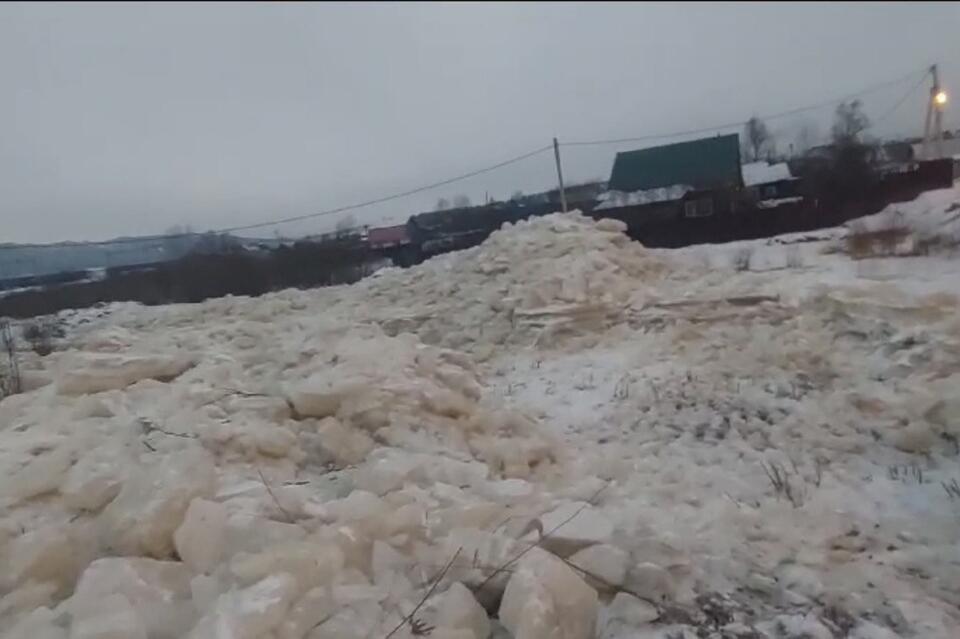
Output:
[
  {"xmin": 473, "ymin": 482, "xmax": 608, "ymax": 594},
  {"xmin": 383, "ymin": 547, "xmax": 463, "ymax": 639},
  {"xmin": 256, "ymin": 465, "xmax": 295, "ymax": 523},
  {"xmin": 139, "ymin": 418, "xmax": 197, "ymax": 440},
  {"xmin": 221, "ymin": 387, "xmax": 271, "ymax": 398},
  {"xmin": 943, "ymin": 478, "xmax": 960, "ymax": 500}
]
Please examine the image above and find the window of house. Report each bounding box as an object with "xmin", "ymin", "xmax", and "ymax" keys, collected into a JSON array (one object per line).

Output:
[
  {"xmin": 684, "ymin": 198, "xmax": 713, "ymax": 218},
  {"xmin": 763, "ymin": 185, "xmax": 777, "ymax": 198}
]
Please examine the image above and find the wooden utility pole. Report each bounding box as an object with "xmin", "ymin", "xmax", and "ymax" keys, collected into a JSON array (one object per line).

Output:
[
  {"xmin": 553, "ymin": 137, "xmax": 568, "ymax": 213},
  {"xmin": 922, "ymin": 64, "xmax": 945, "ymax": 160},
  {"xmin": 0, "ymin": 320, "xmax": 21, "ymax": 396}
]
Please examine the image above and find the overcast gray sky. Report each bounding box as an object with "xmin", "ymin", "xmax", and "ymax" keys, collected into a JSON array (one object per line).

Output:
[{"xmin": 2, "ymin": 1, "xmax": 958, "ymax": 243}]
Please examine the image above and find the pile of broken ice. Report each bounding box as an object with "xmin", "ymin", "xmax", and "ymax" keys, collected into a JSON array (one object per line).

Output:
[{"xmin": 0, "ymin": 214, "xmax": 672, "ymax": 639}]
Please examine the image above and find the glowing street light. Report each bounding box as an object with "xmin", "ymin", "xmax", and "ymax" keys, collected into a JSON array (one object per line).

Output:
[{"xmin": 934, "ymin": 90, "xmax": 948, "ymax": 106}]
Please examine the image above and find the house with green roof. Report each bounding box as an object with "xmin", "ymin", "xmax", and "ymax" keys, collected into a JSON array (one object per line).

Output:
[{"xmin": 596, "ymin": 133, "xmax": 746, "ymax": 220}]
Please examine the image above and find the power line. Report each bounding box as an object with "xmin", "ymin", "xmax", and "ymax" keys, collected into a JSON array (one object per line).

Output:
[
  {"xmin": 873, "ymin": 69, "xmax": 931, "ymax": 128},
  {"xmin": 3, "ymin": 144, "xmax": 553, "ymax": 250},
  {"xmin": 218, "ymin": 144, "xmax": 553, "ymax": 234},
  {"xmin": 1, "ymin": 66, "xmax": 934, "ymax": 251},
  {"xmin": 561, "ymin": 67, "xmax": 927, "ymax": 147}
]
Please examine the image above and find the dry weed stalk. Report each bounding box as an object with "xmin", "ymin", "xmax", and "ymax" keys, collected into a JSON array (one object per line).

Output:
[
  {"xmin": 472, "ymin": 482, "xmax": 608, "ymax": 594},
  {"xmin": 384, "ymin": 548, "xmax": 463, "ymax": 639},
  {"xmin": 255, "ymin": 465, "xmax": 296, "ymax": 524},
  {"xmin": 761, "ymin": 461, "xmax": 806, "ymax": 508},
  {"xmin": 942, "ymin": 478, "xmax": 960, "ymax": 500},
  {"xmin": 732, "ymin": 247, "xmax": 753, "ymax": 272}
]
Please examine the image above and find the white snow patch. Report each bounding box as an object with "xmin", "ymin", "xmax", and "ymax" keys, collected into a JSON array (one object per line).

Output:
[
  {"xmin": 742, "ymin": 161, "xmax": 795, "ymax": 186},
  {"xmin": 595, "ymin": 185, "xmax": 693, "ymax": 210}
]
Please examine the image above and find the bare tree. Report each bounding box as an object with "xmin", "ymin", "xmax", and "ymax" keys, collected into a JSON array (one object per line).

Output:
[
  {"xmin": 435, "ymin": 197, "xmax": 450, "ymax": 211},
  {"xmin": 510, "ymin": 190, "xmax": 524, "ymax": 201},
  {"xmin": 831, "ymin": 100, "xmax": 870, "ymax": 144},
  {"xmin": 743, "ymin": 116, "xmax": 772, "ymax": 162},
  {"xmin": 828, "ymin": 100, "xmax": 876, "ymax": 200},
  {"xmin": 452, "ymin": 194, "xmax": 471, "ymax": 208},
  {"xmin": 335, "ymin": 215, "xmax": 357, "ymax": 233}
]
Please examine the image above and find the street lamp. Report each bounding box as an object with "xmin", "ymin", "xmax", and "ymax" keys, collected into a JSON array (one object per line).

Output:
[{"xmin": 934, "ymin": 90, "xmax": 948, "ymax": 107}]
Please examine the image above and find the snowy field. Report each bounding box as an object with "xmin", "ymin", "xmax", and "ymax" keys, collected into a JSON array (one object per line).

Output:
[{"xmin": 2, "ymin": 187, "xmax": 960, "ymax": 639}]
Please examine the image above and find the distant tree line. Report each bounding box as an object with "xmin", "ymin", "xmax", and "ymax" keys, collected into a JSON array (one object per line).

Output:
[{"xmin": 0, "ymin": 238, "xmax": 386, "ymax": 318}]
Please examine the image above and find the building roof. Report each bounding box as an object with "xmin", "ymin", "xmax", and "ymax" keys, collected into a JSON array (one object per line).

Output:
[
  {"xmin": 368, "ymin": 224, "xmax": 410, "ymax": 248},
  {"xmin": 410, "ymin": 203, "xmax": 531, "ymax": 236},
  {"xmin": 608, "ymin": 134, "xmax": 743, "ymax": 192},
  {"xmin": 741, "ymin": 161, "xmax": 795, "ymax": 187}
]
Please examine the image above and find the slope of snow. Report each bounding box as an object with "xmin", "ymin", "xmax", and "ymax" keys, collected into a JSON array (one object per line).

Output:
[
  {"xmin": 846, "ymin": 185, "xmax": 960, "ymax": 247},
  {"xmin": 2, "ymin": 203, "xmax": 960, "ymax": 639}
]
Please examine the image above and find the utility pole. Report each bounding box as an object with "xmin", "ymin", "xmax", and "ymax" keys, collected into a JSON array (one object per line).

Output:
[
  {"xmin": 1, "ymin": 320, "xmax": 21, "ymax": 396},
  {"xmin": 553, "ymin": 137, "xmax": 568, "ymax": 213},
  {"xmin": 922, "ymin": 64, "xmax": 947, "ymax": 160}
]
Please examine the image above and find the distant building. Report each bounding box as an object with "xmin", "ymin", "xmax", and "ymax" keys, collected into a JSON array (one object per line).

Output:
[
  {"xmin": 598, "ymin": 133, "xmax": 744, "ymax": 218},
  {"xmin": 804, "ymin": 144, "xmax": 834, "ymax": 161},
  {"xmin": 407, "ymin": 202, "xmax": 533, "ymax": 256},
  {"xmin": 880, "ymin": 141, "xmax": 915, "ymax": 164},
  {"xmin": 368, "ymin": 224, "xmax": 410, "ymax": 249},
  {"xmin": 513, "ymin": 181, "xmax": 606, "ymax": 211},
  {"xmin": 741, "ymin": 161, "xmax": 802, "ymax": 208}
]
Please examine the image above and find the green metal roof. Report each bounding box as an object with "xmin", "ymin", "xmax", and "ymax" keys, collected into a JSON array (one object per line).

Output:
[{"xmin": 608, "ymin": 134, "xmax": 743, "ymax": 192}]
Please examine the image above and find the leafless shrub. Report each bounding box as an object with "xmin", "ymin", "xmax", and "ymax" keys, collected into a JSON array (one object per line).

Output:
[
  {"xmin": 912, "ymin": 226, "xmax": 960, "ymax": 257},
  {"xmin": 888, "ymin": 463, "xmax": 924, "ymax": 484},
  {"xmin": 845, "ymin": 221, "xmax": 874, "ymax": 259},
  {"xmin": 877, "ymin": 228, "xmax": 906, "ymax": 255},
  {"xmin": 821, "ymin": 604, "xmax": 857, "ymax": 638},
  {"xmin": 21, "ymin": 320, "xmax": 59, "ymax": 356},
  {"xmin": 785, "ymin": 245, "xmax": 803, "ymax": 269},
  {"xmin": 732, "ymin": 247, "xmax": 753, "ymax": 272},
  {"xmin": 761, "ymin": 461, "xmax": 806, "ymax": 507},
  {"xmin": 942, "ymin": 478, "xmax": 960, "ymax": 500},
  {"xmin": 845, "ymin": 220, "xmax": 911, "ymax": 260}
]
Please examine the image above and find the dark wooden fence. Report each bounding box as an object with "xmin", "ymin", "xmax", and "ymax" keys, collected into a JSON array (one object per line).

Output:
[{"xmin": 594, "ymin": 160, "xmax": 955, "ymax": 248}]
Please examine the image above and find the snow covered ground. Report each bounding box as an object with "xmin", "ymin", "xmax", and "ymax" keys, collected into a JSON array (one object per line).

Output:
[{"xmin": 1, "ymin": 187, "xmax": 960, "ymax": 639}]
